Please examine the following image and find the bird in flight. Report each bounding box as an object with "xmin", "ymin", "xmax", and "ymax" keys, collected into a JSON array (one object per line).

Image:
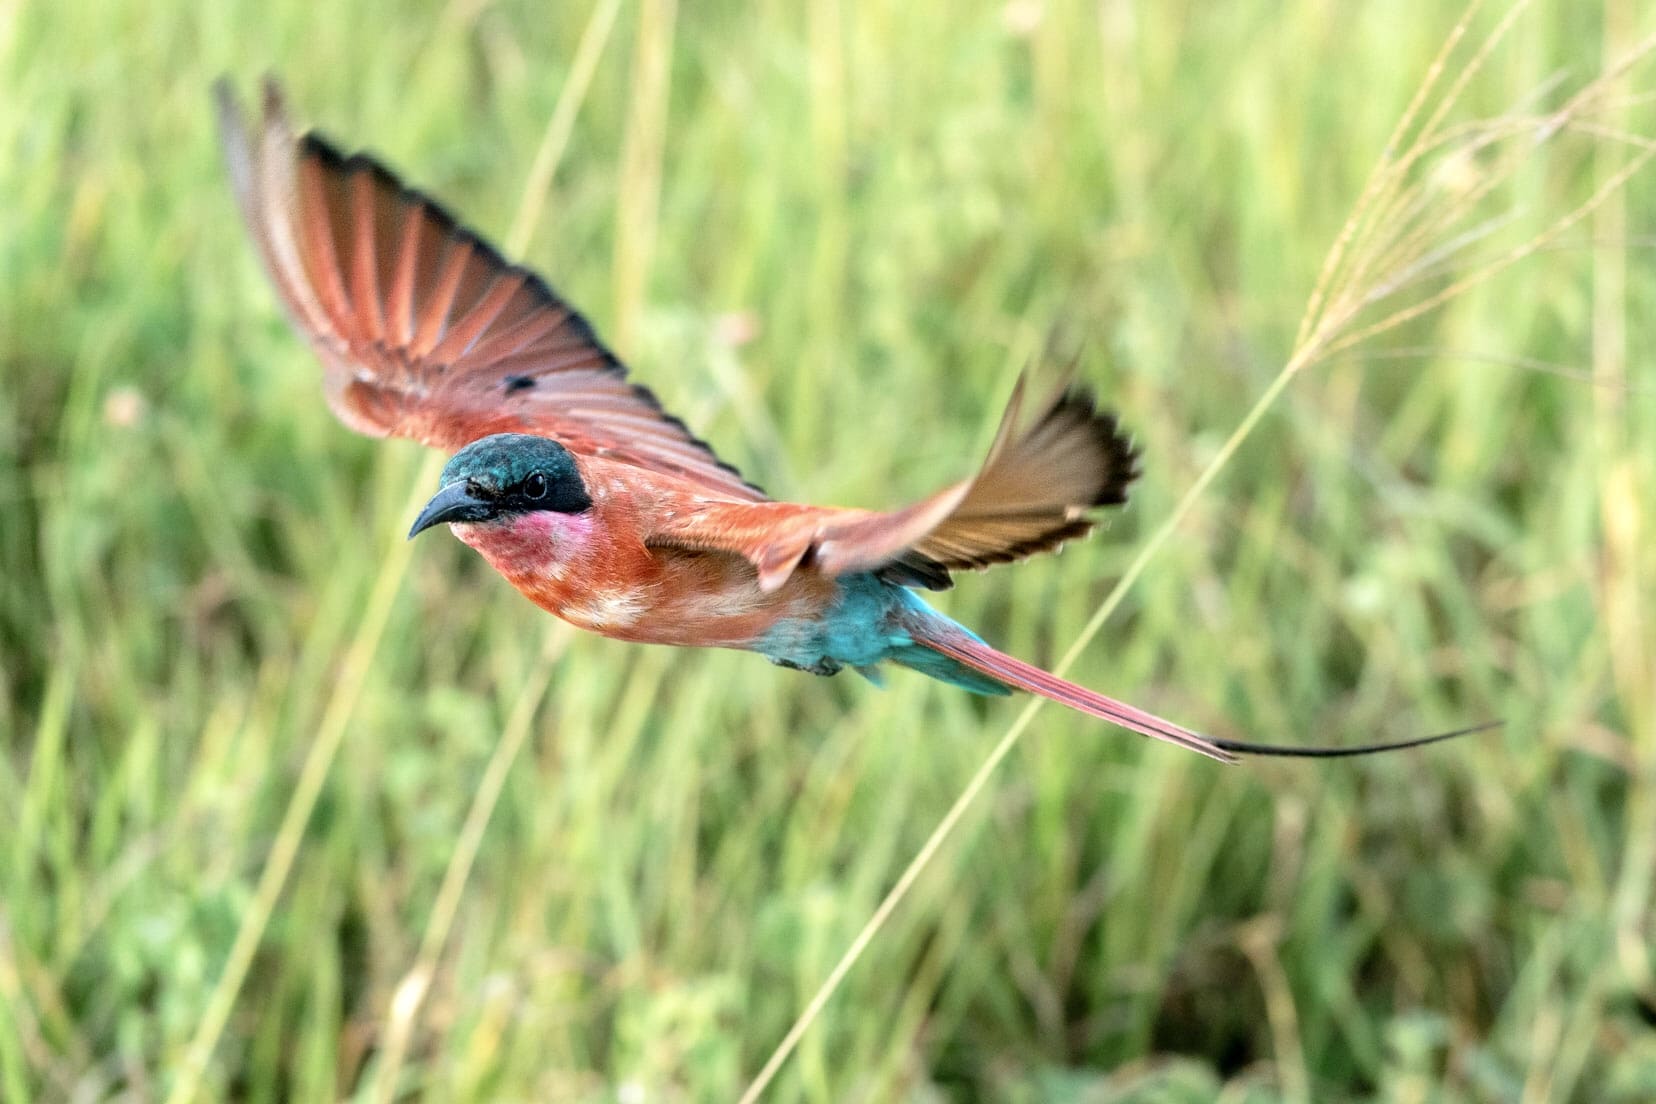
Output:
[{"xmin": 216, "ymin": 79, "xmax": 1488, "ymax": 764}]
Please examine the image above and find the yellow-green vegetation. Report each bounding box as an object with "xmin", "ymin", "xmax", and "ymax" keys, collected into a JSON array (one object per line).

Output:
[{"xmin": 3, "ymin": 1, "xmax": 1654, "ymax": 1100}]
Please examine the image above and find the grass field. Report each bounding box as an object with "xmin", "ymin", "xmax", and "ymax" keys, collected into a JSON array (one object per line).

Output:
[{"xmin": 3, "ymin": 0, "xmax": 1655, "ymax": 1100}]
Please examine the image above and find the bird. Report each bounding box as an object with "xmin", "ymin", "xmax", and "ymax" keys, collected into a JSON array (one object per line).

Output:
[{"xmin": 215, "ymin": 78, "xmax": 1490, "ymax": 765}]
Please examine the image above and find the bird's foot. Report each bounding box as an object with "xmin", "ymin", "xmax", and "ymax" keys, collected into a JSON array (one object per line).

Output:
[{"xmin": 769, "ymin": 656, "xmax": 844, "ymax": 677}]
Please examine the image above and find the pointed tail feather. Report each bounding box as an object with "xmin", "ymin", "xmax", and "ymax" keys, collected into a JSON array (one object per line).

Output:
[
  {"xmin": 907, "ymin": 621, "xmax": 1238, "ymax": 764},
  {"xmin": 906, "ymin": 619, "xmax": 1498, "ymax": 763}
]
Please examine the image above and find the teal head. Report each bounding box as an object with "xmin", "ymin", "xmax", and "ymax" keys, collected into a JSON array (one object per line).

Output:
[{"xmin": 408, "ymin": 433, "xmax": 592, "ymax": 538}]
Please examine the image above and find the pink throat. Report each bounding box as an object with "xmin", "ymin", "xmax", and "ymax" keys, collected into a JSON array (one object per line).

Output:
[{"xmin": 451, "ymin": 510, "xmax": 596, "ymax": 577}]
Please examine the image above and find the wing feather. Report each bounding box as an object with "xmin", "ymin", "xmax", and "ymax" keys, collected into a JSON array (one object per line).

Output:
[
  {"xmin": 648, "ymin": 375, "xmax": 1140, "ymax": 590},
  {"xmin": 216, "ymin": 78, "xmax": 765, "ymax": 501}
]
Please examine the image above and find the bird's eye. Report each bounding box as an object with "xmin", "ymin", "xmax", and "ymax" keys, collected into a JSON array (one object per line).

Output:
[{"xmin": 522, "ymin": 472, "xmax": 549, "ymax": 502}]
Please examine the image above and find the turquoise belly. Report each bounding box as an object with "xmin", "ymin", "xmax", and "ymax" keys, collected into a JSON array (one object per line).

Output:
[
  {"xmin": 755, "ymin": 574, "xmax": 912, "ymax": 673},
  {"xmin": 754, "ymin": 574, "xmax": 1009, "ymax": 696}
]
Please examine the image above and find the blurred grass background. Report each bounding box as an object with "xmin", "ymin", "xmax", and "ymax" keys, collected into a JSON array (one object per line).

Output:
[{"xmin": 3, "ymin": 0, "xmax": 1655, "ymax": 1100}]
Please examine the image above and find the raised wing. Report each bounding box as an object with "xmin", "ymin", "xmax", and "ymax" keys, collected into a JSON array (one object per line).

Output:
[
  {"xmin": 215, "ymin": 78, "xmax": 764, "ymax": 501},
  {"xmin": 648, "ymin": 375, "xmax": 1140, "ymax": 590}
]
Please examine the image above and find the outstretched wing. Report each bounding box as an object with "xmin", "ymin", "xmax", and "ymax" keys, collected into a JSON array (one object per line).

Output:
[
  {"xmin": 215, "ymin": 78, "xmax": 765, "ymax": 501},
  {"xmin": 647, "ymin": 375, "xmax": 1140, "ymax": 590}
]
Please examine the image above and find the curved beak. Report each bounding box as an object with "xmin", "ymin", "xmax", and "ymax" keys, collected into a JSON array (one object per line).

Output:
[{"xmin": 408, "ymin": 481, "xmax": 491, "ymax": 539}]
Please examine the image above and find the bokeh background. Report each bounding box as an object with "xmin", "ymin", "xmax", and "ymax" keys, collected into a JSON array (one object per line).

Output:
[{"xmin": 3, "ymin": 1, "xmax": 1654, "ymax": 1100}]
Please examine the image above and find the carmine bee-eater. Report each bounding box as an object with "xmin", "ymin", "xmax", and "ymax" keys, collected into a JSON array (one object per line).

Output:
[{"xmin": 217, "ymin": 80, "xmax": 1487, "ymax": 764}]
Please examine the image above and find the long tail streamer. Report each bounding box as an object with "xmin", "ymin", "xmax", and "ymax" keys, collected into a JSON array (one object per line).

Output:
[{"xmin": 911, "ymin": 622, "xmax": 1497, "ymax": 763}]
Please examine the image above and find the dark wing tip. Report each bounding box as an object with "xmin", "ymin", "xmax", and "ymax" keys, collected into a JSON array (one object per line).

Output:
[
  {"xmin": 259, "ymin": 74, "xmax": 293, "ymax": 125},
  {"xmin": 875, "ymin": 380, "xmax": 1142, "ymax": 591},
  {"xmin": 1043, "ymin": 384, "xmax": 1142, "ymax": 509}
]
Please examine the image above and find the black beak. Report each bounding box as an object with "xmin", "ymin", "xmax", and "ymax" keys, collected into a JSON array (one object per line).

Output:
[{"xmin": 408, "ymin": 482, "xmax": 492, "ymax": 539}]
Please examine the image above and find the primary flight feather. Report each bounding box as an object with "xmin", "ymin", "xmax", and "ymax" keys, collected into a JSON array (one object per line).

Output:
[{"xmin": 217, "ymin": 78, "xmax": 1488, "ymax": 764}]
